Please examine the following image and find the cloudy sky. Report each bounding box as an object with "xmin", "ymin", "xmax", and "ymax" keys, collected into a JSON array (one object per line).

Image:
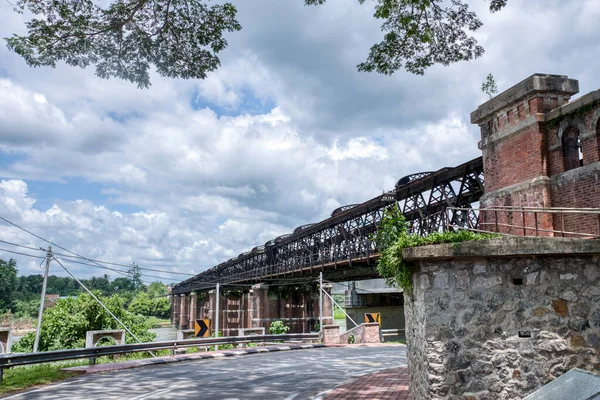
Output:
[{"xmin": 1, "ymin": 0, "xmax": 599, "ymax": 283}]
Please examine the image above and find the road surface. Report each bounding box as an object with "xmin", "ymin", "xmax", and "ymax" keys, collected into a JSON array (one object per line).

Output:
[{"xmin": 3, "ymin": 345, "xmax": 407, "ymax": 400}]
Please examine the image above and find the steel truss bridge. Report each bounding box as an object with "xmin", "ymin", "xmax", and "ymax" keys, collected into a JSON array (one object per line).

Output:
[{"xmin": 172, "ymin": 157, "xmax": 484, "ymax": 295}]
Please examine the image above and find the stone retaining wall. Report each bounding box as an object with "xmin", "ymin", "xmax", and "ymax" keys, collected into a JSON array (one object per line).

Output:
[{"xmin": 403, "ymin": 237, "xmax": 600, "ymax": 400}]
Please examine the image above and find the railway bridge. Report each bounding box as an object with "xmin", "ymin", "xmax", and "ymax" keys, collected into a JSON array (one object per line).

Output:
[
  {"xmin": 171, "ymin": 73, "xmax": 600, "ymax": 336},
  {"xmin": 170, "ymin": 156, "xmax": 485, "ymax": 333}
]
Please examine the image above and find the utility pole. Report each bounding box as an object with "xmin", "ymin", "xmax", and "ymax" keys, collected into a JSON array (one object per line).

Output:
[
  {"xmin": 33, "ymin": 246, "xmax": 52, "ymax": 353},
  {"xmin": 319, "ymin": 271, "xmax": 323, "ymax": 333},
  {"xmin": 215, "ymin": 282, "xmax": 220, "ymax": 351}
]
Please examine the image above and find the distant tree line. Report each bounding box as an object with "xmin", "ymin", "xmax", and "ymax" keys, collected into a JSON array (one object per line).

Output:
[{"xmin": 0, "ymin": 258, "xmax": 173, "ymax": 320}]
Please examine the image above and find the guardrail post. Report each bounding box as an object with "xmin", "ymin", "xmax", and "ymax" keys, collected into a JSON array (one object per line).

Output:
[{"xmin": 0, "ymin": 366, "xmax": 4, "ymax": 383}]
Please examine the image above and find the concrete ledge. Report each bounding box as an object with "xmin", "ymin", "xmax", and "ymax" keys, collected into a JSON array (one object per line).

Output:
[
  {"xmin": 402, "ymin": 236, "xmax": 600, "ymax": 261},
  {"xmin": 471, "ymin": 74, "xmax": 579, "ymax": 124},
  {"xmin": 546, "ymin": 89, "xmax": 600, "ymax": 121}
]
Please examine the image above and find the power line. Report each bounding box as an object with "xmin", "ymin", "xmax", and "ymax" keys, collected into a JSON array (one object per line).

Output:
[
  {"xmin": 0, "ymin": 239, "xmax": 43, "ymax": 252},
  {"xmin": 0, "ymin": 247, "xmax": 45, "ymax": 260},
  {"xmin": 0, "ymin": 214, "xmax": 196, "ymax": 278},
  {"xmin": 52, "ymin": 257, "xmax": 153, "ymax": 352},
  {"xmin": 58, "ymin": 257, "xmax": 174, "ymax": 283},
  {"xmin": 51, "ymin": 251, "xmax": 196, "ymax": 276}
]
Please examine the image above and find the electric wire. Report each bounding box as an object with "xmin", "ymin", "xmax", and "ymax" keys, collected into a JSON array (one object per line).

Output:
[
  {"xmin": 58, "ymin": 257, "xmax": 176, "ymax": 282},
  {"xmin": 51, "ymin": 251, "xmax": 196, "ymax": 276},
  {"xmin": 0, "ymin": 239, "xmax": 43, "ymax": 252},
  {"xmin": 0, "ymin": 247, "xmax": 45, "ymax": 259},
  {"xmin": 53, "ymin": 257, "xmax": 155, "ymax": 354},
  {"xmin": 0, "ymin": 214, "xmax": 196, "ymax": 278}
]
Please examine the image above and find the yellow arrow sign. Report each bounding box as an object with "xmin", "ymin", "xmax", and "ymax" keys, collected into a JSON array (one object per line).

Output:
[
  {"xmin": 364, "ymin": 313, "xmax": 381, "ymax": 325},
  {"xmin": 194, "ymin": 319, "xmax": 211, "ymax": 337}
]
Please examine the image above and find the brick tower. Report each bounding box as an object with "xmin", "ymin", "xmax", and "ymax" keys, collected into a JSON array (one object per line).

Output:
[{"xmin": 471, "ymin": 73, "xmax": 600, "ymax": 236}]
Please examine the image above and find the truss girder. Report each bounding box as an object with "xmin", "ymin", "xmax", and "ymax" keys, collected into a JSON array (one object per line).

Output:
[{"xmin": 172, "ymin": 157, "xmax": 484, "ymax": 295}]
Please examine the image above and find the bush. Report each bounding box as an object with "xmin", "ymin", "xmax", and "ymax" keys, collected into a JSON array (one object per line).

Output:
[
  {"xmin": 12, "ymin": 293, "xmax": 155, "ymax": 353},
  {"xmin": 372, "ymin": 208, "xmax": 499, "ymax": 296},
  {"xmin": 269, "ymin": 320, "xmax": 290, "ymax": 335},
  {"xmin": 12, "ymin": 299, "xmax": 40, "ymax": 319}
]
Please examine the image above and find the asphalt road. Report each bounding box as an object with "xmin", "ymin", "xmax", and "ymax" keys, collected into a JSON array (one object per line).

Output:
[{"xmin": 3, "ymin": 345, "xmax": 407, "ymax": 400}]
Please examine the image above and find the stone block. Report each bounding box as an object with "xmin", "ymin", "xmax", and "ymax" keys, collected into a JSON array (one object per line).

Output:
[
  {"xmin": 474, "ymin": 276, "xmax": 502, "ymax": 289},
  {"xmin": 433, "ymin": 271, "xmax": 449, "ymax": 289},
  {"xmin": 455, "ymin": 270, "xmax": 470, "ymax": 290}
]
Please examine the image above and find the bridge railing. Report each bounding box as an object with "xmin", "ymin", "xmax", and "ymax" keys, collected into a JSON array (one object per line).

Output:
[
  {"xmin": 0, "ymin": 333, "xmax": 319, "ymax": 382},
  {"xmin": 447, "ymin": 206, "xmax": 600, "ymax": 238}
]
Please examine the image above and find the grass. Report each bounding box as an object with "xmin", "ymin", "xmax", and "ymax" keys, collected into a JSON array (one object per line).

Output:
[
  {"xmin": 0, "ymin": 361, "xmax": 86, "ymax": 395},
  {"xmin": 333, "ymin": 308, "xmax": 346, "ymax": 319},
  {"xmin": 147, "ymin": 316, "xmax": 171, "ymax": 328},
  {"xmin": 0, "ymin": 350, "xmax": 174, "ymax": 395}
]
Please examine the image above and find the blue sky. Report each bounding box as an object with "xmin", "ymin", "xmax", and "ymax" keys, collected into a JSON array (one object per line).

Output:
[{"xmin": 1, "ymin": 0, "xmax": 600, "ymax": 282}]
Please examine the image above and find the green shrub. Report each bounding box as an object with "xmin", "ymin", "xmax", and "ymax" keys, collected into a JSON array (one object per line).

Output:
[
  {"xmin": 269, "ymin": 320, "xmax": 290, "ymax": 335},
  {"xmin": 373, "ymin": 208, "xmax": 499, "ymax": 296},
  {"xmin": 12, "ymin": 292, "xmax": 155, "ymax": 353}
]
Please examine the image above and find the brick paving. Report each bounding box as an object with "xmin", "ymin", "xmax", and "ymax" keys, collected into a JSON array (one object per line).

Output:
[{"xmin": 322, "ymin": 366, "xmax": 410, "ymax": 400}]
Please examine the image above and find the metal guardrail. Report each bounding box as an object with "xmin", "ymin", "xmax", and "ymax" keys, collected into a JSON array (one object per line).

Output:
[
  {"xmin": 380, "ymin": 329, "xmax": 405, "ymax": 342},
  {"xmin": 0, "ymin": 333, "xmax": 319, "ymax": 381}
]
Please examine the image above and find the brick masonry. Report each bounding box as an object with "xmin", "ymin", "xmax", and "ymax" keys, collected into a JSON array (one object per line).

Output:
[
  {"xmin": 471, "ymin": 74, "xmax": 600, "ymax": 237},
  {"xmin": 321, "ymin": 323, "xmax": 381, "ymax": 345},
  {"xmin": 403, "ymin": 237, "xmax": 600, "ymax": 400},
  {"xmin": 173, "ymin": 284, "xmax": 332, "ymax": 336}
]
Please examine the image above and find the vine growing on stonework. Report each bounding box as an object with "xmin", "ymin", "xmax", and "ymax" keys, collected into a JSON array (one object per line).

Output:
[{"xmin": 372, "ymin": 208, "xmax": 499, "ymax": 298}]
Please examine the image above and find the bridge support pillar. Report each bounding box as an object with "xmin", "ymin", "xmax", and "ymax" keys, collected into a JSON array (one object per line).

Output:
[
  {"xmin": 169, "ymin": 295, "xmax": 175, "ymax": 324},
  {"xmin": 188, "ymin": 292, "xmax": 197, "ymax": 329},
  {"xmin": 172, "ymin": 295, "xmax": 180, "ymax": 327},
  {"xmin": 179, "ymin": 294, "xmax": 188, "ymax": 329},
  {"xmin": 249, "ymin": 283, "xmax": 333, "ymax": 333}
]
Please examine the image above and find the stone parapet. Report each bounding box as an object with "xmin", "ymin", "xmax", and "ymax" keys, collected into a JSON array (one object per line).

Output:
[
  {"xmin": 403, "ymin": 237, "xmax": 600, "ymax": 399},
  {"xmin": 339, "ymin": 323, "xmax": 381, "ymax": 344},
  {"xmin": 320, "ymin": 325, "xmax": 341, "ymax": 344},
  {"xmin": 403, "ymin": 236, "xmax": 600, "ymax": 260}
]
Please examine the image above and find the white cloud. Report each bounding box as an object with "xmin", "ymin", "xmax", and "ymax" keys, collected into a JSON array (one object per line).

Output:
[{"xmin": 1, "ymin": 0, "xmax": 599, "ymax": 283}]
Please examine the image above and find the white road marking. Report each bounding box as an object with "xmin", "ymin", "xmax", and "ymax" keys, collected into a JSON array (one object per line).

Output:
[
  {"xmin": 284, "ymin": 393, "xmax": 299, "ymax": 400},
  {"xmin": 128, "ymin": 383, "xmax": 189, "ymax": 400}
]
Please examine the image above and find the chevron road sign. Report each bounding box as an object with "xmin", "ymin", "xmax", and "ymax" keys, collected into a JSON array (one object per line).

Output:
[
  {"xmin": 194, "ymin": 319, "xmax": 211, "ymax": 338},
  {"xmin": 364, "ymin": 313, "xmax": 381, "ymax": 325}
]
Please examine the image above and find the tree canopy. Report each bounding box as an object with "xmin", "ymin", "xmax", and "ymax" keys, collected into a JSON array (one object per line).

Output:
[
  {"xmin": 0, "ymin": 258, "xmax": 18, "ymax": 313},
  {"xmin": 5, "ymin": 0, "xmax": 508, "ymax": 87}
]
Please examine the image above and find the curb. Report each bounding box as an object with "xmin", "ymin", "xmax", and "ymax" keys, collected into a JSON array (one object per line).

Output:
[{"xmin": 61, "ymin": 343, "xmax": 326, "ymax": 375}]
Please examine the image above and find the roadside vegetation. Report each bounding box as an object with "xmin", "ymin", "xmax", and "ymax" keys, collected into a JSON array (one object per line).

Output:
[
  {"xmin": 372, "ymin": 208, "xmax": 499, "ymax": 295},
  {"xmin": 0, "ymin": 260, "xmax": 172, "ymax": 339},
  {"xmin": 0, "ymin": 361, "xmax": 85, "ymax": 395}
]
